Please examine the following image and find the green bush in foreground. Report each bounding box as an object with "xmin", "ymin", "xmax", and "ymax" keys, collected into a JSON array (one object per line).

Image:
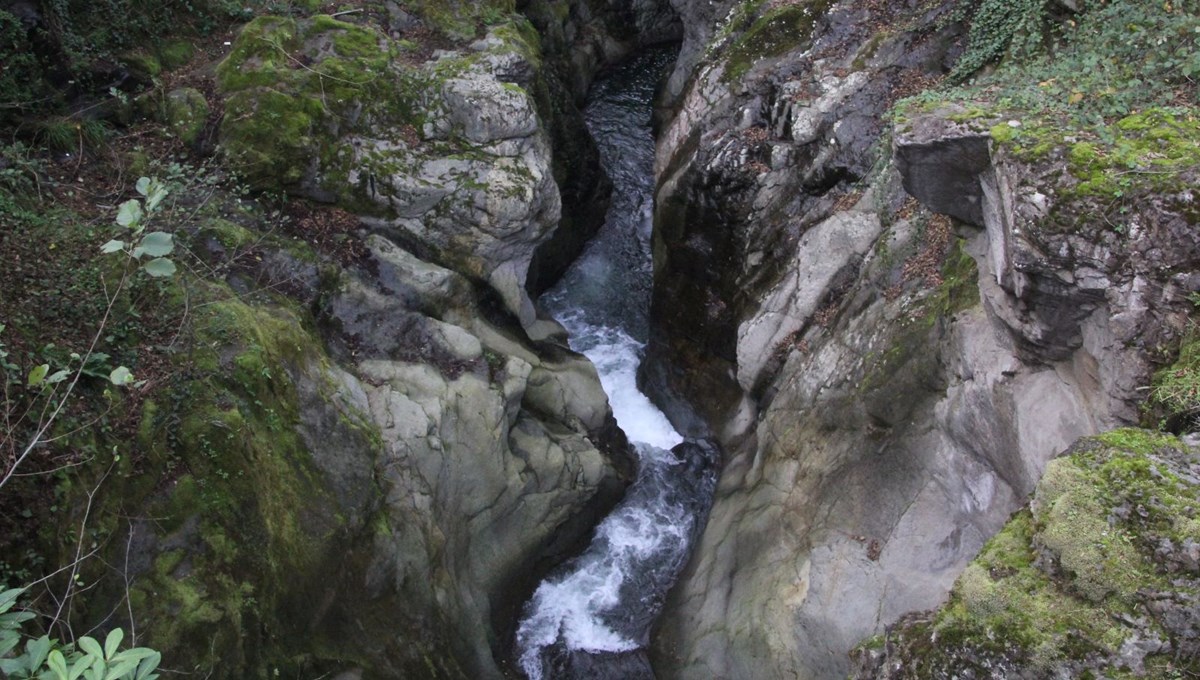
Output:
[{"xmin": 0, "ymin": 587, "xmax": 161, "ymax": 680}]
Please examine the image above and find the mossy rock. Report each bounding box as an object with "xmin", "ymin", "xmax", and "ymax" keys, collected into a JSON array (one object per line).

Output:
[
  {"xmin": 215, "ymin": 8, "xmax": 552, "ymax": 228},
  {"xmin": 164, "ymin": 87, "xmax": 209, "ymax": 146},
  {"xmin": 404, "ymin": 0, "xmax": 516, "ymax": 41},
  {"xmin": 216, "ymin": 14, "xmax": 430, "ymax": 196},
  {"xmin": 157, "ymin": 40, "xmax": 196, "ymax": 70},
  {"xmin": 723, "ymin": 0, "xmax": 833, "ymax": 82},
  {"xmin": 121, "ymin": 52, "xmax": 162, "ymax": 81},
  {"xmin": 851, "ymin": 428, "xmax": 1200, "ymax": 677},
  {"xmin": 70, "ymin": 285, "xmax": 387, "ymax": 677}
]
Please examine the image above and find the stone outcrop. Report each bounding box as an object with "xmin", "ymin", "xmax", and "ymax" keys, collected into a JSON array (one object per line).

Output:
[
  {"xmin": 642, "ymin": 1, "xmax": 1200, "ymax": 678},
  {"xmin": 217, "ymin": 14, "xmax": 564, "ymax": 329},
  {"xmin": 316, "ymin": 234, "xmax": 634, "ymax": 678},
  {"xmin": 850, "ymin": 429, "xmax": 1200, "ymax": 678},
  {"xmin": 70, "ymin": 2, "xmax": 680, "ymax": 677}
]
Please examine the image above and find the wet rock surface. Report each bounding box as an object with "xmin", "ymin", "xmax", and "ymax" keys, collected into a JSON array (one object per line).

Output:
[{"xmin": 641, "ymin": 0, "xmax": 1200, "ymax": 678}]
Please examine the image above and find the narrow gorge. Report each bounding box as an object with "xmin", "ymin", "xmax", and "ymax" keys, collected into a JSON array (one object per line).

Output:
[
  {"xmin": 514, "ymin": 49, "xmax": 717, "ymax": 680},
  {"xmin": 0, "ymin": 0, "xmax": 1197, "ymax": 678}
]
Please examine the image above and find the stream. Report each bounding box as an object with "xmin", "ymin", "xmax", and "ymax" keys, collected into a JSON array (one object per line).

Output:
[{"xmin": 514, "ymin": 49, "xmax": 719, "ymax": 680}]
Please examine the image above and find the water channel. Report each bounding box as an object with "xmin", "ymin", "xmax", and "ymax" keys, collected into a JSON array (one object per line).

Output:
[{"xmin": 514, "ymin": 48, "xmax": 719, "ymax": 680}]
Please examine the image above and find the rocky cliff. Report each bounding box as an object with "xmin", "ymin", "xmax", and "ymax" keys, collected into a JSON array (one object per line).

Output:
[
  {"xmin": 849, "ymin": 428, "xmax": 1200, "ymax": 678},
  {"xmin": 137, "ymin": 6, "xmax": 652, "ymax": 677},
  {"xmin": 0, "ymin": 1, "xmax": 681, "ymax": 677},
  {"xmin": 3, "ymin": 0, "xmax": 1197, "ymax": 677},
  {"xmin": 642, "ymin": 0, "xmax": 1200, "ymax": 677}
]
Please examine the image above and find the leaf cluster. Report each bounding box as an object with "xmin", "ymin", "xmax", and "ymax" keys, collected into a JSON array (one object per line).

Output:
[
  {"xmin": 1, "ymin": 588, "xmax": 161, "ymax": 680},
  {"xmin": 946, "ymin": 0, "xmax": 1199, "ymax": 120},
  {"xmin": 100, "ymin": 177, "xmax": 177, "ymax": 280},
  {"xmin": 947, "ymin": 0, "xmax": 1049, "ymax": 83}
]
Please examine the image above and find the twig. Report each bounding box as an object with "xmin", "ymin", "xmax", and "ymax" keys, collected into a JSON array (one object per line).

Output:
[
  {"xmin": 51, "ymin": 463, "xmax": 112, "ymax": 631},
  {"xmin": 124, "ymin": 520, "xmax": 137, "ymax": 645},
  {"xmin": 8, "ymin": 455, "xmax": 95, "ymax": 477},
  {"xmin": 21, "ymin": 545, "xmax": 104, "ymax": 590},
  {"xmin": 329, "ymin": 8, "xmax": 363, "ymax": 17},
  {"xmin": 0, "ymin": 266, "xmax": 131, "ymax": 490}
]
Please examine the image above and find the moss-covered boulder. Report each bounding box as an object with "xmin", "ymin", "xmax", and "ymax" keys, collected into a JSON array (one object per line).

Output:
[
  {"xmin": 60, "ymin": 283, "xmax": 392, "ymax": 678},
  {"xmin": 216, "ymin": 14, "xmax": 409, "ymax": 193},
  {"xmin": 216, "ymin": 13, "xmax": 566, "ymax": 327},
  {"xmin": 163, "ymin": 87, "xmax": 209, "ymax": 146},
  {"xmin": 851, "ymin": 428, "xmax": 1200, "ymax": 678}
]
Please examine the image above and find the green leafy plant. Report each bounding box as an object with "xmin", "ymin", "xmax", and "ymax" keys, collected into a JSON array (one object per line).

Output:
[
  {"xmin": 948, "ymin": 0, "xmax": 1049, "ymax": 83},
  {"xmin": 0, "ymin": 588, "xmax": 161, "ymax": 680},
  {"xmin": 1, "ymin": 177, "xmax": 176, "ymax": 489},
  {"xmin": 1151, "ymin": 332, "xmax": 1200, "ymax": 426},
  {"xmin": 99, "ymin": 177, "xmax": 177, "ymax": 280}
]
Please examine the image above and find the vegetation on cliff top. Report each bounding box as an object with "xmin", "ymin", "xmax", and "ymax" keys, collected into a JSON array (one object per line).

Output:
[{"xmin": 899, "ymin": 0, "xmax": 1199, "ymax": 208}]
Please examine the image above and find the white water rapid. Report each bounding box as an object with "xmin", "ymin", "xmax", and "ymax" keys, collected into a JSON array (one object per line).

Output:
[{"xmin": 514, "ymin": 49, "xmax": 718, "ymax": 680}]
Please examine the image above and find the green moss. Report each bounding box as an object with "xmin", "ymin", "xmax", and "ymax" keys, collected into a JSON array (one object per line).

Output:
[
  {"xmin": 1036, "ymin": 458, "xmax": 1148, "ymax": 603},
  {"xmin": 121, "ymin": 52, "xmax": 162, "ymax": 79},
  {"xmin": 489, "ymin": 18, "xmax": 543, "ymax": 71},
  {"xmin": 198, "ymin": 218, "xmax": 256, "ymax": 250},
  {"xmin": 858, "ymin": 428, "xmax": 1200, "ymax": 674},
  {"xmin": 404, "ymin": 0, "xmax": 516, "ymax": 41},
  {"xmin": 157, "ymin": 40, "xmax": 195, "ymax": 70},
  {"xmin": 216, "ymin": 14, "xmax": 423, "ymax": 196},
  {"xmin": 215, "ymin": 16, "xmax": 300, "ymax": 92},
  {"xmin": 1094, "ymin": 428, "xmax": 1179, "ymax": 456},
  {"xmin": 164, "ymin": 87, "xmax": 209, "ymax": 146},
  {"xmin": 931, "ymin": 239, "xmax": 980, "ymax": 318},
  {"xmin": 1066, "ymin": 109, "xmax": 1200, "ymax": 199},
  {"xmin": 851, "ymin": 31, "xmax": 888, "ymax": 71},
  {"xmin": 948, "ymin": 106, "xmax": 989, "ymax": 123},
  {"xmin": 307, "ymin": 14, "xmax": 386, "ymax": 58},
  {"xmin": 989, "ymin": 122, "xmax": 1017, "ymax": 144},
  {"xmin": 220, "ymin": 89, "xmax": 321, "ymax": 187},
  {"xmin": 1151, "ymin": 332, "xmax": 1200, "ymax": 424},
  {"xmin": 723, "ymin": 1, "xmax": 832, "ymax": 82},
  {"xmin": 119, "ymin": 290, "xmax": 380, "ymax": 673}
]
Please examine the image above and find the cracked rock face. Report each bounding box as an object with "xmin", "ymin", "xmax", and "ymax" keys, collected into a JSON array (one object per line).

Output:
[
  {"xmin": 320, "ymin": 231, "xmax": 634, "ymax": 679},
  {"xmin": 209, "ymin": 6, "xmax": 654, "ymax": 676},
  {"xmin": 641, "ymin": 1, "xmax": 1200, "ymax": 679}
]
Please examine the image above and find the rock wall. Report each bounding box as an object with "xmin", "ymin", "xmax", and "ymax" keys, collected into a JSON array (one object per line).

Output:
[
  {"xmin": 59, "ymin": 2, "xmax": 687, "ymax": 677},
  {"xmin": 850, "ymin": 429, "xmax": 1200, "ymax": 678},
  {"xmin": 642, "ymin": 1, "xmax": 1200, "ymax": 678}
]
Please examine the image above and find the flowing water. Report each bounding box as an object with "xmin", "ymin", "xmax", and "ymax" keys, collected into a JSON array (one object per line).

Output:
[{"xmin": 514, "ymin": 49, "xmax": 719, "ymax": 680}]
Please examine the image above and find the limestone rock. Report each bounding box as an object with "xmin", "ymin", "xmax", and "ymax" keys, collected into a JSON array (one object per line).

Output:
[
  {"xmin": 216, "ymin": 16, "xmax": 563, "ymax": 329},
  {"xmin": 642, "ymin": 1, "xmax": 1199, "ymax": 678},
  {"xmin": 849, "ymin": 430, "xmax": 1200, "ymax": 678},
  {"xmin": 319, "ymin": 234, "xmax": 633, "ymax": 677}
]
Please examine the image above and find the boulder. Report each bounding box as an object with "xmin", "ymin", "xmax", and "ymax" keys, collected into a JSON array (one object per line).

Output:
[
  {"xmin": 217, "ymin": 15, "xmax": 563, "ymax": 329},
  {"xmin": 163, "ymin": 87, "xmax": 209, "ymax": 146},
  {"xmin": 850, "ymin": 430, "xmax": 1200, "ymax": 678}
]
